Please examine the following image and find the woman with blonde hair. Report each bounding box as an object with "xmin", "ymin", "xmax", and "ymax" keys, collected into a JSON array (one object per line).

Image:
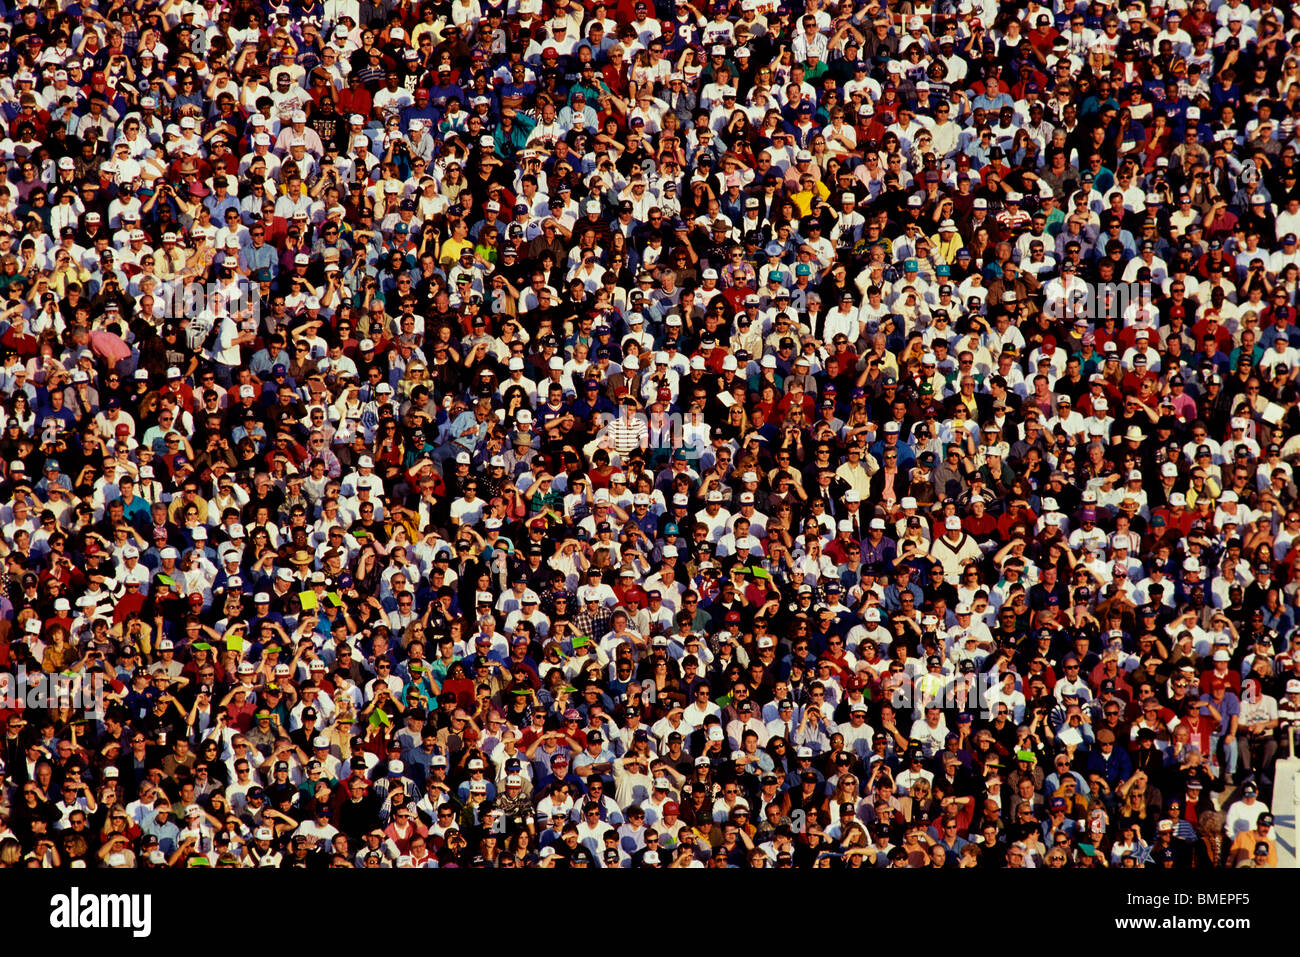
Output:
[
  {"xmin": 828, "ymin": 772, "xmax": 866, "ymax": 821},
  {"xmin": 1116, "ymin": 782, "xmax": 1155, "ymax": 842},
  {"xmin": 399, "ymin": 360, "xmax": 429, "ymax": 401},
  {"xmin": 746, "ymin": 66, "xmax": 779, "ymax": 115},
  {"xmin": 1192, "ymin": 810, "xmax": 1227, "ymax": 868},
  {"xmin": 900, "ymin": 776, "xmax": 941, "ymax": 826},
  {"xmin": 839, "ymin": 400, "xmax": 874, "ymax": 448},
  {"xmin": 721, "ymin": 401, "xmax": 750, "ymax": 442}
]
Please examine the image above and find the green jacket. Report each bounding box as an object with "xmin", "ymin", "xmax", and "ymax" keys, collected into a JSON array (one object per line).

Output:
[{"xmin": 494, "ymin": 113, "xmax": 536, "ymax": 159}]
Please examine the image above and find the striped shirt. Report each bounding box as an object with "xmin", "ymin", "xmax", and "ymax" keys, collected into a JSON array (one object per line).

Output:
[{"xmin": 608, "ymin": 415, "xmax": 648, "ymax": 455}]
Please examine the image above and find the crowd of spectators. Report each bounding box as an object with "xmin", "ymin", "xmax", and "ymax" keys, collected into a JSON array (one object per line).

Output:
[{"xmin": 0, "ymin": 0, "xmax": 1296, "ymax": 869}]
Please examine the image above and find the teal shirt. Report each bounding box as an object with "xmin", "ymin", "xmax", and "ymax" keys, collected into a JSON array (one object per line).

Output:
[{"xmin": 493, "ymin": 112, "xmax": 535, "ymax": 158}]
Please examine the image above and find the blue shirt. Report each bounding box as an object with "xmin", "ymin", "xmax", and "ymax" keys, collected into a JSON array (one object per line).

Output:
[
  {"xmin": 141, "ymin": 811, "xmax": 181, "ymax": 855},
  {"xmin": 882, "ymin": 582, "xmax": 923, "ymax": 613},
  {"xmin": 239, "ymin": 242, "xmax": 278, "ymax": 278},
  {"xmin": 971, "ymin": 91, "xmax": 1013, "ymax": 113},
  {"xmin": 203, "ymin": 193, "xmax": 241, "ymax": 222},
  {"xmin": 449, "ymin": 409, "xmax": 486, "ymax": 452},
  {"xmin": 860, "ymin": 534, "xmax": 896, "ymax": 568},
  {"xmin": 869, "ymin": 438, "xmax": 915, "ymax": 469}
]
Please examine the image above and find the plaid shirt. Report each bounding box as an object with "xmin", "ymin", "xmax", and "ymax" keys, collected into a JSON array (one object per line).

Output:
[{"xmin": 571, "ymin": 606, "xmax": 612, "ymax": 643}]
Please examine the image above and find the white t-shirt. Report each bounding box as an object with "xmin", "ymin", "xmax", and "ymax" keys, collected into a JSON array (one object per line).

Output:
[{"xmin": 214, "ymin": 316, "xmax": 243, "ymax": 366}]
